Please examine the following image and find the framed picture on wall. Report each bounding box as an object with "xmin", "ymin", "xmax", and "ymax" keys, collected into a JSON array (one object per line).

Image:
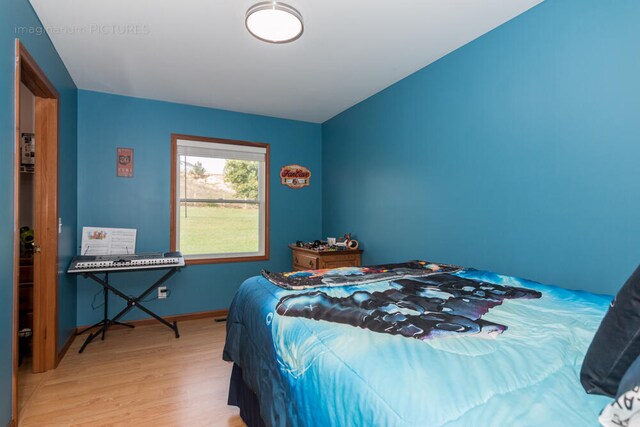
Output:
[{"xmin": 117, "ymin": 147, "xmax": 134, "ymax": 177}]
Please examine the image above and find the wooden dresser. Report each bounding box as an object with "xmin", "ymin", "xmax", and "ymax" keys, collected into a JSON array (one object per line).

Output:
[{"xmin": 289, "ymin": 244, "xmax": 363, "ymax": 271}]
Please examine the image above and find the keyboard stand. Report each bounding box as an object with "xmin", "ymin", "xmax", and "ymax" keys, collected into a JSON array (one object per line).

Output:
[
  {"xmin": 76, "ymin": 267, "xmax": 181, "ymax": 353},
  {"xmin": 75, "ymin": 273, "xmax": 135, "ymax": 338}
]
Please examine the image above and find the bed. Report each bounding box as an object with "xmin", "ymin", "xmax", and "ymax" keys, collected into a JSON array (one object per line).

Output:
[{"xmin": 223, "ymin": 263, "xmax": 612, "ymax": 426}]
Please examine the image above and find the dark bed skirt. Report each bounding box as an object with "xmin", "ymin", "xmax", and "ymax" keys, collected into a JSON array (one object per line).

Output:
[{"xmin": 228, "ymin": 363, "xmax": 267, "ymax": 427}]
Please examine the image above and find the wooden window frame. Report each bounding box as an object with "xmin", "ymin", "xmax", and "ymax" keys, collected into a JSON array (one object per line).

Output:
[{"xmin": 170, "ymin": 133, "xmax": 270, "ymax": 265}]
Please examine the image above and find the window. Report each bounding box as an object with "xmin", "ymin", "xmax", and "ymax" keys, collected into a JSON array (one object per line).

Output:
[{"xmin": 171, "ymin": 134, "xmax": 269, "ymax": 264}]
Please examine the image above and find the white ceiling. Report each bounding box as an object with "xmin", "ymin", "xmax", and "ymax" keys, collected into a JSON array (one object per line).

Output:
[{"xmin": 29, "ymin": 0, "xmax": 543, "ymax": 123}]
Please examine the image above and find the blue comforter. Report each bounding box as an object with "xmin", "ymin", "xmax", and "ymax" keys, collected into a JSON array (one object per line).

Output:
[{"xmin": 223, "ymin": 269, "xmax": 612, "ymax": 426}]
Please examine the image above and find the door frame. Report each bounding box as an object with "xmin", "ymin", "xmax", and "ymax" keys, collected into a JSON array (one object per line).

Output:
[{"xmin": 12, "ymin": 39, "xmax": 60, "ymax": 422}]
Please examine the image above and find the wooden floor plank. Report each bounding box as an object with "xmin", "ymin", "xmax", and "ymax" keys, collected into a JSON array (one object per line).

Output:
[{"xmin": 18, "ymin": 319, "xmax": 246, "ymax": 426}]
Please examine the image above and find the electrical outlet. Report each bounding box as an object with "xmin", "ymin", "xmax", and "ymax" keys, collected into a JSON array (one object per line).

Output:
[{"xmin": 158, "ymin": 286, "xmax": 168, "ymax": 299}]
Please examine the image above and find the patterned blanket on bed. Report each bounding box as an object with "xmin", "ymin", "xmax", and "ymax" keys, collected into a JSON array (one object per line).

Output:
[
  {"xmin": 262, "ymin": 260, "xmax": 462, "ymax": 290},
  {"xmin": 264, "ymin": 260, "xmax": 542, "ymax": 341},
  {"xmin": 275, "ymin": 273, "xmax": 542, "ymax": 340},
  {"xmin": 224, "ymin": 269, "xmax": 612, "ymax": 426}
]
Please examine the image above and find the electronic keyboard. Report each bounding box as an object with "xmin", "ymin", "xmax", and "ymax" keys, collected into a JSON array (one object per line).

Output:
[{"xmin": 67, "ymin": 252, "xmax": 185, "ymax": 273}]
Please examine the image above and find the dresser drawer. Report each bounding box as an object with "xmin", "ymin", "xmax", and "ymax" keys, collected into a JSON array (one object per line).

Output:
[
  {"xmin": 293, "ymin": 253, "xmax": 318, "ymax": 270},
  {"xmin": 319, "ymin": 254, "xmax": 361, "ymax": 269},
  {"xmin": 320, "ymin": 259, "xmax": 358, "ymax": 269},
  {"xmin": 321, "ymin": 254, "xmax": 359, "ymax": 263}
]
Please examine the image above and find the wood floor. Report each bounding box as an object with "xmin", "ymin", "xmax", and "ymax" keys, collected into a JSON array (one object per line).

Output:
[
  {"xmin": 17, "ymin": 357, "xmax": 40, "ymax": 416},
  {"xmin": 17, "ymin": 318, "xmax": 246, "ymax": 426}
]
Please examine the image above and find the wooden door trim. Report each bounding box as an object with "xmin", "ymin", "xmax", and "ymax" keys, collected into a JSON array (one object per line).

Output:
[
  {"xmin": 13, "ymin": 39, "xmax": 60, "ymax": 424},
  {"xmin": 32, "ymin": 97, "xmax": 59, "ymax": 373},
  {"xmin": 17, "ymin": 41, "xmax": 59, "ymax": 98}
]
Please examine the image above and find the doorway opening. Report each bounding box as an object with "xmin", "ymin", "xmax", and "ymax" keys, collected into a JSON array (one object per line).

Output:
[{"xmin": 13, "ymin": 39, "xmax": 60, "ymax": 423}]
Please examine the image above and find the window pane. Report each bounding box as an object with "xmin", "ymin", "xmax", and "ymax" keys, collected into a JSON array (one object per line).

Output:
[
  {"xmin": 178, "ymin": 155, "xmax": 262, "ymax": 255},
  {"xmin": 173, "ymin": 137, "xmax": 268, "ymax": 261},
  {"xmin": 179, "ymin": 203, "xmax": 259, "ymax": 255},
  {"xmin": 179, "ymin": 156, "xmax": 259, "ymax": 201}
]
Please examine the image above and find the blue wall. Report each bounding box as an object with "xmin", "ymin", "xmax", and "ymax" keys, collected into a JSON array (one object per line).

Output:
[
  {"xmin": 323, "ymin": 0, "xmax": 640, "ymax": 296},
  {"xmin": 76, "ymin": 90, "xmax": 322, "ymax": 326},
  {"xmin": 0, "ymin": 0, "xmax": 77, "ymax": 423}
]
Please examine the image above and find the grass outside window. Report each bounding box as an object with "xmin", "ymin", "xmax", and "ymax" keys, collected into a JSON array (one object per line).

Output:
[{"xmin": 179, "ymin": 205, "xmax": 259, "ymax": 255}]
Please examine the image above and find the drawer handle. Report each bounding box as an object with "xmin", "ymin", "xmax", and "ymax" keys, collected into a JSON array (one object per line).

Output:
[
  {"xmin": 295, "ymin": 257, "xmax": 298, "ymax": 263},
  {"xmin": 309, "ymin": 260, "xmax": 313, "ymax": 267}
]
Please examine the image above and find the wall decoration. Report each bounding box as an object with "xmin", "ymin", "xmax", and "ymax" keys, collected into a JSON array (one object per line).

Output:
[
  {"xmin": 116, "ymin": 147, "xmax": 134, "ymax": 177},
  {"xmin": 21, "ymin": 133, "xmax": 35, "ymax": 166},
  {"xmin": 280, "ymin": 164, "xmax": 311, "ymax": 189}
]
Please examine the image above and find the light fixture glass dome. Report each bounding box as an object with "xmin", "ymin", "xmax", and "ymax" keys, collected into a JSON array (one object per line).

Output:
[{"xmin": 245, "ymin": 2, "xmax": 303, "ymax": 44}]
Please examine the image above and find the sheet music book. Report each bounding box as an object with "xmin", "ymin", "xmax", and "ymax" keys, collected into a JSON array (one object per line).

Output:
[{"xmin": 81, "ymin": 227, "xmax": 137, "ymax": 255}]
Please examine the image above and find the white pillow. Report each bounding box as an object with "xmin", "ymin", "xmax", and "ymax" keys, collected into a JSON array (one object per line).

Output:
[{"xmin": 600, "ymin": 387, "xmax": 640, "ymax": 426}]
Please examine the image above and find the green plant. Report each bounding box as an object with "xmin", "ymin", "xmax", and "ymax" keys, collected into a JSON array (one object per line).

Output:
[
  {"xmin": 190, "ymin": 161, "xmax": 207, "ymax": 179},
  {"xmin": 223, "ymin": 160, "xmax": 258, "ymax": 199}
]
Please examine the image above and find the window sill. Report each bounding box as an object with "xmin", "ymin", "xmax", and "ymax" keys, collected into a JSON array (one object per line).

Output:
[{"xmin": 184, "ymin": 254, "xmax": 269, "ymax": 265}]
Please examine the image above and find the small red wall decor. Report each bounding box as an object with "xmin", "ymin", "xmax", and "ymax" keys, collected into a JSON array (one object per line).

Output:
[
  {"xmin": 280, "ymin": 164, "xmax": 311, "ymax": 189},
  {"xmin": 117, "ymin": 147, "xmax": 134, "ymax": 177}
]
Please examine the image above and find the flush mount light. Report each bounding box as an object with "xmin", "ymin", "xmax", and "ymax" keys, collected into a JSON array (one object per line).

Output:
[{"xmin": 245, "ymin": 1, "xmax": 303, "ymax": 44}]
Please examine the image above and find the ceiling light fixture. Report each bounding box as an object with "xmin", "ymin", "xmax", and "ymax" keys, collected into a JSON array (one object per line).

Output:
[{"xmin": 245, "ymin": 2, "xmax": 303, "ymax": 44}]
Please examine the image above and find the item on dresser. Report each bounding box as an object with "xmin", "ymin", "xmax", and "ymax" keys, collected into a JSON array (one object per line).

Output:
[
  {"xmin": 334, "ymin": 233, "xmax": 357, "ymax": 249},
  {"xmin": 68, "ymin": 252, "xmax": 185, "ymax": 353},
  {"xmin": 295, "ymin": 240, "xmax": 331, "ymax": 250},
  {"xmin": 335, "ymin": 237, "xmax": 348, "ymax": 248},
  {"xmin": 288, "ymin": 243, "xmax": 363, "ymax": 272},
  {"xmin": 294, "ymin": 233, "xmax": 361, "ymax": 253}
]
